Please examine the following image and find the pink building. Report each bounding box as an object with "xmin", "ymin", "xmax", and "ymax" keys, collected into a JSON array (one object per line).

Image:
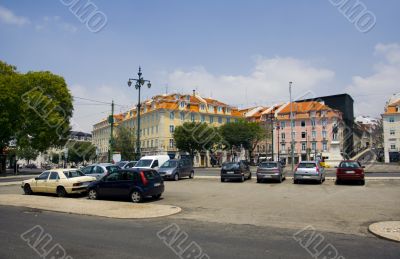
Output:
[{"xmin": 269, "ymin": 101, "xmax": 343, "ymax": 165}]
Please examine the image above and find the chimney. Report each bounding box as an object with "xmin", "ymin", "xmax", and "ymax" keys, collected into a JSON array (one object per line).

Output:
[{"xmin": 193, "ymin": 89, "xmax": 196, "ymax": 96}]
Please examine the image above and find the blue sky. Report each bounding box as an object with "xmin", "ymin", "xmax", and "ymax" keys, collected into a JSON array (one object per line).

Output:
[{"xmin": 1, "ymin": 0, "xmax": 399, "ymax": 132}]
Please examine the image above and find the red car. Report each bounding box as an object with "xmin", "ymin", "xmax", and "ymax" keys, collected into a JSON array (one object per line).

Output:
[{"xmin": 335, "ymin": 160, "xmax": 365, "ymax": 185}]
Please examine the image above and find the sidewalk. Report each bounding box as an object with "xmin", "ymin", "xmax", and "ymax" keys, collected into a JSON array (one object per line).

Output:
[
  {"xmin": 0, "ymin": 194, "xmax": 181, "ymax": 219},
  {"xmin": 369, "ymin": 221, "xmax": 400, "ymax": 242}
]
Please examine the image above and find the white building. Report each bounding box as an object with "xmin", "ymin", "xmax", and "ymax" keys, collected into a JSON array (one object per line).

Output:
[{"xmin": 383, "ymin": 94, "xmax": 400, "ymax": 163}]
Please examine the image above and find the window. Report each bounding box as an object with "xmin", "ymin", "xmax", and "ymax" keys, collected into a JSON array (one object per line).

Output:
[
  {"xmin": 301, "ymin": 121, "xmax": 306, "ymax": 127},
  {"xmin": 208, "ymin": 105, "xmax": 213, "ymax": 111},
  {"xmin": 151, "ymin": 127, "xmax": 154, "ymax": 134},
  {"xmin": 218, "ymin": 116, "xmax": 222, "ymax": 123},
  {"xmin": 105, "ymin": 172, "xmax": 121, "ymax": 182},
  {"xmin": 312, "ymin": 142, "xmax": 316, "ymax": 151},
  {"xmin": 322, "ymin": 119, "xmax": 327, "ymax": 126},
  {"xmin": 322, "ymin": 131, "xmax": 327, "ymax": 138},
  {"xmin": 201, "ymin": 115, "xmax": 205, "ymax": 122},
  {"xmin": 226, "ymin": 117, "xmax": 231, "ymax": 123},
  {"xmin": 151, "ymin": 140, "xmax": 153, "ymax": 147},
  {"xmin": 218, "ymin": 106, "xmax": 222, "ymax": 112},
  {"xmin": 235, "ymin": 118, "xmax": 238, "ymax": 123},
  {"xmin": 291, "ymin": 132, "xmax": 296, "ymax": 139},
  {"xmin": 281, "ymin": 143, "xmax": 286, "ymax": 151},
  {"xmin": 280, "ymin": 121, "xmax": 286, "ymax": 129},
  {"xmin": 390, "ymin": 144, "xmax": 396, "ymax": 150},
  {"xmin": 151, "ymin": 160, "xmax": 159, "ymax": 168},
  {"xmin": 310, "ymin": 111, "xmax": 316, "ymax": 117},
  {"xmin": 180, "ymin": 112, "xmax": 185, "ymax": 121},
  {"xmin": 291, "ymin": 121, "xmax": 296, "ymax": 127},
  {"xmin": 390, "ymin": 130, "xmax": 395, "ymax": 135},
  {"xmin": 312, "ymin": 131, "xmax": 316, "ymax": 138},
  {"xmin": 37, "ymin": 172, "xmax": 50, "ymax": 180},
  {"xmin": 301, "ymin": 132, "xmax": 306, "ymax": 139},
  {"xmin": 169, "ymin": 139, "xmax": 174, "ymax": 148},
  {"xmin": 281, "ymin": 133, "xmax": 285, "ymax": 140},
  {"xmin": 389, "ymin": 117, "xmax": 395, "ymax": 123},
  {"xmin": 191, "ymin": 113, "xmax": 195, "ymax": 122},
  {"xmin": 226, "ymin": 108, "xmax": 231, "ymax": 113},
  {"xmin": 170, "ymin": 112, "xmax": 175, "ymax": 120},
  {"xmin": 323, "ymin": 142, "xmax": 327, "ymax": 151},
  {"xmin": 311, "ymin": 119, "xmax": 316, "ymax": 127},
  {"xmin": 301, "ymin": 142, "xmax": 306, "ymax": 151},
  {"xmin": 64, "ymin": 170, "xmax": 85, "ymax": 178},
  {"xmin": 321, "ymin": 110, "xmax": 327, "ymax": 116},
  {"xmin": 180, "ymin": 102, "xmax": 185, "ymax": 108},
  {"xmin": 209, "ymin": 116, "xmax": 214, "ymax": 123},
  {"xmin": 200, "ymin": 104, "xmax": 205, "ymax": 110},
  {"xmin": 49, "ymin": 172, "xmax": 59, "ymax": 180},
  {"xmin": 169, "ymin": 125, "xmax": 174, "ymax": 133}
]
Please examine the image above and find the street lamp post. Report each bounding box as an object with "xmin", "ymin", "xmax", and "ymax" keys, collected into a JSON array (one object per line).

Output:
[
  {"xmin": 269, "ymin": 110, "xmax": 275, "ymax": 161},
  {"xmin": 289, "ymin": 81, "xmax": 294, "ymax": 172},
  {"xmin": 128, "ymin": 67, "xmax": 151, "ymax": 160}
]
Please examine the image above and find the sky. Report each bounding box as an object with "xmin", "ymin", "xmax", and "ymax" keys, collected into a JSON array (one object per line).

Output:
[{"xmin": 1, "ymin": 0, "xmax": 399, "ymax": 132}]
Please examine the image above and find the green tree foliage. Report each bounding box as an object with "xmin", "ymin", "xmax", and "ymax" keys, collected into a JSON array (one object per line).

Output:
[
  {"xmin": 0, "ymin": 60, "xmax": 73, "ymax": 173},
  {"xmin": 174, "ymin": 122, "xmax": 220, "ymax": 159},
  {"xmin": 16, "ymin": 146, "xmax": 39, "ymax": 164},
  {"xmin": 66, "ymin": 141, "xmax": 96, "ymax": 165},
  {"xmin": 219, "ymin": 119, "xmax": 265, "ymax": 160},
  {"xmin": 50, "ymin": 152, "xmax": 60, "ymax": 164},
  {"xmin": 112, "ymin": 126, "xmax": 136, "ymax": 161}
]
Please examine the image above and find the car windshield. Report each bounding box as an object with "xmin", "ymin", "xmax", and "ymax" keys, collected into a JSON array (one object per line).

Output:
[
  {"xmin": 116, "ymin": 161, "xmax": 127, "ymax": 167},
  {"xmin": 339, "ymin": 162, "xmax": 361, "ymax": 168},
  {"xmin": 161, "ymin": 161, "xmax": 178, "ymax": 168},
  {"xmin": 222, "ymin": 163, "xmax": 239, "ymax": 170},
  {"xmin": 135, "ymin": 159, "xmax": 153, "ymax": 167},
  {"xmin": 298, "ymin": 163, "xmax": 317, "ymax": 168},
  {"xmin": 64, "ymin": 170, "xmax": 85, "ymax": 178},
  {"xmin": 260, "ymin": 162, "xmax": 278, "ymax": 168},
  {"xmin": 106, "ymin": 166, "xmax": 120, "ymax": 173}
]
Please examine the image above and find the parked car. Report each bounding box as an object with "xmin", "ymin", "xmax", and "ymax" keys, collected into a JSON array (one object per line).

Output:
[
  {"xmin": 87, "ymin": 169, "xmax": 164, "ymax": 203},
  {"xmin": 134, "ymin": 155, "xmax": 170, "ymax": 170},
  {"xmin": 335, "ymin": 160, "xmax": 365, "ymax": 185},
  {"xmin": 293, "ymin": 161, "xmax": 326, "ymax": 184},
  {"xmin": 26, "ymin": 164, "xmax": 37, "ymax": 169},
  {"xmin": 256, "ymin": 161, "xmax": 285, "ymax": 183},
  {"xmin": 121, "ymin": 161, "xmax": 138, "ymax": 169},
  {"xmin": 81, "ymin": 163, "xmax": 120, "ymax": 180},
  {"xmin": 158, "ymin": 159, "xmax": 194, "ymax": 181},
  {"xmin": 21, "ymin": 169, "xmax": 96, "ymax": 197},
  {"xmin": 220, "ymin": 161, "xmax": 251, "ymax": 182},
  {"xmin": 116, "ymin": 161, "xmax": 129, "ymax": 168}
]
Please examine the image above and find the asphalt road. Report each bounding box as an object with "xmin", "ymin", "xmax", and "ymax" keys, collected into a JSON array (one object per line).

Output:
[{"xmin": 0, "ymin": 206, "xmax": 399, "ymax": 259}]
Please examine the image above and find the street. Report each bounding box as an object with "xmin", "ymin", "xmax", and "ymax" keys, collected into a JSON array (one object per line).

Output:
[{"xmin": 0, "ymin": 177, "xmax": 399, "ymax": 258}]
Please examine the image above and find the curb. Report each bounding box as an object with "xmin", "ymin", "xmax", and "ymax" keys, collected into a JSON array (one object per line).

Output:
[
  {"xmin": 194, "ymin": 176, "xmax": 400, "ymax": 180},
  {"xmin": 369, "ymin": 221, "xmax": 400, "ymax": 242},
  {"xmin": 0, "ymin": 181, "xmax": 22, "ymax": 186}
]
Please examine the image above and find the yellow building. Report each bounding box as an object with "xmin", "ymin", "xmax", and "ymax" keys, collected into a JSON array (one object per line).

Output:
[{"xmin": 92, "ymin": 91, "xmax": 243, "ymax": 166}]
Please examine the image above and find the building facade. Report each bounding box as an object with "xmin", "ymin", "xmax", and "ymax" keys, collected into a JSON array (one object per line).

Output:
[
  {"xmin": 383, "ymin": 95, "xmax": 400, "ymax": 163},
  {"xmin": 92, "ymin": 92, "xmax": 243, "ymax": 166}
]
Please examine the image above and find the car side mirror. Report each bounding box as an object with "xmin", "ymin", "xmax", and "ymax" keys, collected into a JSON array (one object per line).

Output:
[{"xmin": 35, "ymin": 177, "xmax": 39, "ymax": 180}]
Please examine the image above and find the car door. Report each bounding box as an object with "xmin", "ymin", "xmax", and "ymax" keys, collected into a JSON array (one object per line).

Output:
[
  {"xmin": 97, "ymin": 171, "xmax": 122, "ymax": 197},
  {"xmin": 34, "ymin": 172, "xmax": 50, "ymax": 192},
  {"xmin": 46, "ymin": 172, "xmax": 60, "ymax": 194}
]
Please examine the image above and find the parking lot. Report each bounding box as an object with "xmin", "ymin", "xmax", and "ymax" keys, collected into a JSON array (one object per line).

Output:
[{"xmin": 1, "ymin": 176, "xmax": 399, "ymax": 237}]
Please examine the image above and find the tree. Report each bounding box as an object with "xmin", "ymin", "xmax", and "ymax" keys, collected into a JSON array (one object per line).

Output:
[
  {"xmin": 174, "ymin": 122, "xmax": 219, "ymax": 160},
  {"xmin": 17, "ymin": 147, "xmax": 39, "ymax": 164},
  {"xmin": 219, "ymin": 119, "xmax": 265, "ymax": 161},
  {"xmin": 112, "ymin": 126, "xmax": 136, "ymax": 161},
  {"xmin": 66, "ymin": 141, "xmax": 96, "ymax": 165},
  {"xmin": 50, "ymin": 152, "xmax": 60, "ymax": 165},
  {"xmin": 0, "ymin": 60, "xmax": 73, "ymax": 173}
]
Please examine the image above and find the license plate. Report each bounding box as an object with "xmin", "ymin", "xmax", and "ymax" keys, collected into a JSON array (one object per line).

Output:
[
  {"xmin": 264, "ymin": 175, "xmax": 272, "ymax": 178},
  {"xmin": 227, "ymin": 171, "xmax": 234, "ymax": 174},
  {"xmin": 303, "ymin": 176, "xmax": 311, "ymax": 179},
  {"xmin": 154, "ymin": 183, "xmax": 161, "ymax": 187},
  {"xmin": 345, "ymin": 171, "xmax": 354, "ymax": 174}
]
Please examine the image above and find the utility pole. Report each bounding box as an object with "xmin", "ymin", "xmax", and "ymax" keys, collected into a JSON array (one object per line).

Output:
[
  {"xmin": 108, "ymin": 100, "xmax": 114, "ymax": 163},
  {"xmin": 289, "ymin": 82, "xmax": 294, "ymax": 172}
]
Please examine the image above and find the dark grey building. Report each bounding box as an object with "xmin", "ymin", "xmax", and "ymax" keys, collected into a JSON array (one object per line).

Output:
[{"xmin": 298, "ymin": 94, "xmax": 354, "ymax": 157}]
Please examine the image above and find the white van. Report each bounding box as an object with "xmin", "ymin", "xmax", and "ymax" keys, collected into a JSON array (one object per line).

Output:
[{"xmin": 133, "ymin": 155, "xmax": 170, "ymax": 170}]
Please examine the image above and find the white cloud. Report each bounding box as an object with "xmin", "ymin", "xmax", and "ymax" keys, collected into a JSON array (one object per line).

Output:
[
  {"xmin": 346, "ymin": 43, "xmax": 400, "ymax": 117},
  {"xmin": 166, "ymin": 57, "xmax": 335, "ymax": 108},
  {"xmin": 0, "ymin": 5, "xmax": 30, "ymax": 26},
  {"xmin": 35, "ymin": 16, "xmax": 78, "ymax": 33},
  {"xmin": 69, "ymin": 84, "xmax": 133, "ymax": 132}
]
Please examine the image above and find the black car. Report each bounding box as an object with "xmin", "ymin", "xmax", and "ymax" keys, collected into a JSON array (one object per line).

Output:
[
  {"xmin": 87, "ymin": 169, "xmax": 164, "ymax": 203},
  {"xmin": 221, "ymin": 161, "xmax": 251, "ymax": 182}
]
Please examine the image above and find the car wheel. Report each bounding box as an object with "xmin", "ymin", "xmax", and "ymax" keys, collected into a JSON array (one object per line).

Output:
[
  {"xmin": 174, "ymin": 173, "xmax": 179, "ymax": 181},
  {"xmin": 241, "ymin": 175, "xmax": 245, "ymax": 182},
  {"xmin": 130, "ymin": 191, "xmax": 142, "ymax": 203},
  {"xmin": 256, "ymin": 178, "xmax": 261, "ymax": 183},
  {"xmin": 319, "ymin": 177, "xmax": 323, "ymax": 184},
  {"xmin": 278, "ymin": 175, "xmax": 283, "ymax": 183},
  {"xmin": 23, "ymin": 184, "xmax": 33, "ymax": 195},
  {"xmin": 88, "ymin": 189, "xmax": 98, "ymax": 200},
  {"xmin": 56, "ymin": 186, "xmax": 67, "ymax": 197},
  {"xmin": 152, "ymin": 194, "xmax": 162, "ymax": 200},
  {"xmin": 293, "ymin": 179, "xmax": 298, "ymax": 184},
  {"xmin": 189, "ymin": 171, "xmax": 194, "ymax": 179}
]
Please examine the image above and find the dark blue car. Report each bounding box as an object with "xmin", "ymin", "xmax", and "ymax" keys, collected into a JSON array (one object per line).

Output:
[{"xmin": 87, "ymin": 169, "xmax": 164, "ymax": 203}]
